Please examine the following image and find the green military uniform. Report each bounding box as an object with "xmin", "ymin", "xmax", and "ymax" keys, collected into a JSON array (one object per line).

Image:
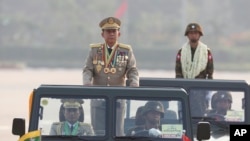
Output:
[
  {"xmin": 49, "ymin": 121, "xmax": 94, "ymax": 136},
  {"xmin": 82, "ymin": 17, "xmax": 139, "ymax": 136}
]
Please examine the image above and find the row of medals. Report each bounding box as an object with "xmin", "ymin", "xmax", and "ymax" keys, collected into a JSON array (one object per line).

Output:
[{"xmin": 93, "ymin": 55, "xmax": 128, "ymax": 74}]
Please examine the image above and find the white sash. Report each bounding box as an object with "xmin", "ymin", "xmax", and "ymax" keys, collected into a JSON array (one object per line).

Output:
[{"xmin": 180, "ymin": 41, "xmax": 208, "ymax": 78}]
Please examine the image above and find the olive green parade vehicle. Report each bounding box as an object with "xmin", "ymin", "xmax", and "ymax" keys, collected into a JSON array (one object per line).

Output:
[
  {"xmin": 137, "ymin": 78, "xmax": 250, "ymax": 141},
  {"xmin": 12, "ymin": 85, "xmax": 210, "ymax": 141}
]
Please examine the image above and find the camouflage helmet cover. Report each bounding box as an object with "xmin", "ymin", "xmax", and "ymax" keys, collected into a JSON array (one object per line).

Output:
[
  {"xmin": 211, "ymin": 91, "xmax": 232, "ymax": 109},
  {"xmin": 185, "ymin": 23, "xmax": 203, "ymax": 36},
  {"xmin": 142, "ymin": 101, "xmax": 164, "ymax": 118}
]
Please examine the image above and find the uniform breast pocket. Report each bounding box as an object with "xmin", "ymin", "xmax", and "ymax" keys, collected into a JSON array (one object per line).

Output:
[{"xmin": 116, "ymin": 66, "xmax": 126, "ymax": 74}]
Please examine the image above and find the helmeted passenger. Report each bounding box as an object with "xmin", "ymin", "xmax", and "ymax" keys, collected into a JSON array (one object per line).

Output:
[
  {"xmin": 49, "ymin": 99, "xmax": 94, "ymax": 136},
  {"xmin": 206, "ymin": 91, "xmax": 232, "ymax": 120},
  {"xmin": 126, "ymin": 101, "xmax": 164, "ymax": 136}
]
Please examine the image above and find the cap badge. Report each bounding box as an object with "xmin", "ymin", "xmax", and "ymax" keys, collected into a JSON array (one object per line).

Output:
[
  {"xmin": 108, "ymin": 18, "xmax": 114, "ymax": 24},
  {"xmin": 191, "ymin": 25, "xmax": 195, "ymax": 29}
]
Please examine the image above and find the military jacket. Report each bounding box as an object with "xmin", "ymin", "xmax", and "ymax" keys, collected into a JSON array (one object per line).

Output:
[
  {"xmin": 175, "ymin": 48, "xmax": 214, "ymax": 79},
  {"xmin": 49, "ymin": 121, "xmax": 94, "ymax": 136},
  {"xmin": 82, "ymin": 43, "xmax": 139, "ymax": 86}
]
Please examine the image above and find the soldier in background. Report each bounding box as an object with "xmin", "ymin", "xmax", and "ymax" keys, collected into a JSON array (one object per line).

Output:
[
  {"xmin": 126, "ymin": 101, "xmax": 164, "ymax": 137},
  {"xmin": 175, "ymin": 23, "xmax": 214, "ymax": 117},
  {"xmin": 206, "ymin": 91, "xmax": 233, "ymax": 119},
  {"xmin": 82, "ymin": 16, "xmax": 139, "ymax": 136},
  {"xmin": 175, "ymin": 23, "xmax": 214, "ymax": 79},
  {"xmin": 50, "ymin": 99, "xmax": 94, "ymax": 136}
]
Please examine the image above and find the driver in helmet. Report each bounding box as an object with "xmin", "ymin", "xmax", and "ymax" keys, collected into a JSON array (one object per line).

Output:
[
  {"xmin": 206, "ymin": 91, "xmax": 232, "ymax": 120},
  {"xmin": 126, "ymin": 101, "xmax": 164, "ymax": 137}
]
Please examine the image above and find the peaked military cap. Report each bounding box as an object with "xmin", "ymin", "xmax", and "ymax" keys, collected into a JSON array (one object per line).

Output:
[
  {"xmin": 99, "ymin": 17, "xmax": 121, "ymax": 29},
  {"xmin": 185, "ymin": 23, "xmax": 203, "ymax": 36},
  {"xmin": 61, "ymin": 99, "xmax": 84, "ymax": 108}
]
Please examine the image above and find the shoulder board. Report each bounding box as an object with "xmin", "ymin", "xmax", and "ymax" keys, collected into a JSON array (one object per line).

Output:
[
  {"xmin": 118, "ymin": 43, "xmax": 131, "ymax": 50},
  {"xmin": 90, "ymin": 43, "xmax": 102, "ymax": 48},
  {"xmin": 79, "ymin": 122, "xmax": 91, "ymax": 126}
]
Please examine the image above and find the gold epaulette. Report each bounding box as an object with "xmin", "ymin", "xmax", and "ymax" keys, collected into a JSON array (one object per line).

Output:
[
  {"xmin": 118, "ymin": 43, "xmax": 131, "ymax": 50},
  {"xmin": 90, "ymin": 43, "xmax": 102, "ymax": 48}
]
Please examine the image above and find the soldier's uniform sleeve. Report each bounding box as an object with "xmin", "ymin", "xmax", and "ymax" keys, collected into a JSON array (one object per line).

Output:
[
  {"xmin": 79, "ymin": 122, "xmax": 95, "ymax": 136},
  {"xmin": 175, "ymin": 49, "xmax": 183, "ymax": 78},
  {"xmin": 119, "ymin": 43, "xmax": 139, "ymax": 87},
  {"xmin": 49, "ymin": 122, "xmax": 62, "ymax": 135},
  {"xmin": 206, "ymin": 48, "xmax": 214, "ymax": 79},
  {"xmin": 82, "ymin": 43, "xmax": 101, "ymax": 85}
]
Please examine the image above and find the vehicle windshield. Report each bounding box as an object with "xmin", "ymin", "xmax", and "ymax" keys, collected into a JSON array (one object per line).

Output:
[
  {"xmin": 117, "ymin": 98, "xmax": 185, "ymax": 139},
  {"xmin": 37, "ymin": 97, "xmax": 187, "ymax": 140},
  {"xmin": 189, "ymin": 89, "xmax": 245, "ymax": 122},
  {"xmin": 38, "ymin": 98, "xmax": 105, "ymax": 136},
  {"xmin": 189, "ymin": 88, "xmax": 245, "ymax": 140}
]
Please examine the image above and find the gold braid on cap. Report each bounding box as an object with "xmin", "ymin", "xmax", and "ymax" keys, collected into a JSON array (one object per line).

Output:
[{"xmin": 99, "ymin": 17, "xmax": 121, "ymax": 29}]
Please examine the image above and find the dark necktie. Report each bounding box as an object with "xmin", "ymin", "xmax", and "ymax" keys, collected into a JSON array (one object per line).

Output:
[
  {"xmin": 71, "ymin": 125, "xmax": 74, "ymax": 132},
  {"xmin": 108, "ymin": 48, "xmax": 112, "ymax": 54}
]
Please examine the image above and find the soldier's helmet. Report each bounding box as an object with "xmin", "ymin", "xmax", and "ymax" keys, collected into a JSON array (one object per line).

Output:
[
  {"xmin": 184, "ymin": 23, "xmax": 203, "ymax": 36},
  {"xmin": 142, "ymin": 101, "xmax": 164, "ymax": 118},
  {"xmin": 211, "ymin": 91, "xmax": 232, "ymax": 109}
]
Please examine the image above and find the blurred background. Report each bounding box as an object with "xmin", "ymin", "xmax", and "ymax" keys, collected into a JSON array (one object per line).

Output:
[{"xmin": 1, "ymin": 0, "xmax": 250, "ymax": 71}]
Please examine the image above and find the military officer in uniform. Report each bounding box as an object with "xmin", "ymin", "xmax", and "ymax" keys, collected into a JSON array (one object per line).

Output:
[
  {"xmin": 126, "ymin": 101, "xmax": 164, "ymax": 137},
  {"xmin": 82, "ymin": 17, "xmax": 139, "ymax": 136},
  {"xmin": 175, "ymin": 23, "xmax": 214, "ymax": 117},
  {"xmin": 49, "ymin": 99, "xmax": 94, "ymax": 136}
]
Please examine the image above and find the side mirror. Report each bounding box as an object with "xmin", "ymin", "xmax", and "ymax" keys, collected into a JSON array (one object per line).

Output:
[
  {"xmin": 196, "ymin": 121, "xmax": 210, "ymax": 141},
  {"xmin": 12, "ymin": 118, "xmax": 25, "ymax": 137}
]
